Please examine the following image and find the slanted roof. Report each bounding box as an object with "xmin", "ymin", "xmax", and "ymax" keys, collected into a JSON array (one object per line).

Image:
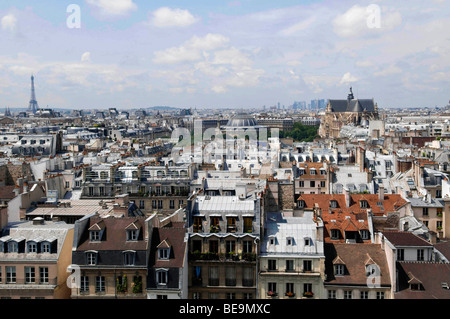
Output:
[
  {"xmin": 324, "ymin": 243, "xmax": 391, "ymax": 287},
  {"xmin": 382, "ymin": 231, "xmax": 433, "ymax": 247}
]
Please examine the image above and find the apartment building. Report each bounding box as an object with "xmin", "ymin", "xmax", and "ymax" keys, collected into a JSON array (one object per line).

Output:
[
  {"xmin": 0, "ymin": 218, "xmax": 74, "ymax": 299},
  {"xmin": 186, "ymin": 194, "xmax": 261, "ymax": 299},
  {"xmin": 259, "ymin": 211, "xmax": 325, "ymax": 299}
]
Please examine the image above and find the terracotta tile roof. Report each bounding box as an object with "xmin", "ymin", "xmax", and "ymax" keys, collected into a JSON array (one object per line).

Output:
[
  {"xmin": 324, "ymin": 243, "xmax": 391, "ymax": 287},
  {"xmin": 395, "ymin": 262, "xmax": 450, "ymax": 299},
  {"xmin": 382, "ymin": 231, "xmax": 433, "ymax": 247},
  {"xmin": 298, "ymin": 193, "xmax": 408, "ymax": 216}
]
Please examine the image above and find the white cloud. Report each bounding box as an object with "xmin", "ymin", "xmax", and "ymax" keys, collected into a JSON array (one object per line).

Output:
[
  {"xmin": 81, "ymin": 52, "xmax": 91, "ymax": 63},
  {"xmin": 340, "ymin": 72, "xmax": 359, "ymax": 85},
  {"xmin": 86, "ymin": 0, "xmax": 137, "ymax": 17},
  {"xmin": 153, "ymin": 33, "xmax": 229, "ymax": 64},
  {"xmin": 333, "ymin": 4, "xmax": 402, "ymax": 38},
  {"xmin": 279, "ymin": 16, "xmax": 317, "ymax": 36},
  {"xmin": 212, "ymin": 47, "xmax": 252, "ymax": 67},
  {"xmin": 1, "ymin": 14, "xmax": 17, "ymax": 32},
  {"xmin": 151, "ymin": 7, "xmax": 198, "ymax": 28},
  {"xmin": 374, "ymin": 65, "xmax": 402, "ymax": 77}
]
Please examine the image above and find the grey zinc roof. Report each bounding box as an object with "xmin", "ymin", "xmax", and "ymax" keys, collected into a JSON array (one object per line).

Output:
[
  {"xmin": 194, "ymin": 196, "xmax": 254, "ymax": 213},
  {"xmin": 408, "ymin": 197, "xmax": 444, "ymax": 208},
  {"xmin": 0, "ymin": 220, "xmax": 73, "ymax": 260},
  {"xmin": 261, "ymin": 212, "xmax": 324, "ymax": 257},
  {"xmin": 329, "ymin": 99, "xmax": 375, "ymax": 113}
]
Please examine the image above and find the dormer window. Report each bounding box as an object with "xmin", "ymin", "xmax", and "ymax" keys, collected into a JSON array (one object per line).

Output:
[
  {"xmin": 286, "ymin": 237, "xmax": 294, "ymax": 246},
  {"xmin": 125, "ymin": 221, "xmax": 142, "ymax": 241},
  {"xmin": 298, "ymin": 200, "xmax": 305, "ymax": 208},
  {"xmin": 310, "ymin": 169, "xmax": 316, "ymax": 175},
  {"xmin": 8, "ymin": 241, "xmax": 18, "ymax": 253},
  {"xmin": 127, "ymin": 230, "xmax": 139, "ymax": 241},
  {"xmin": 159, "ymin": 248, "xmax": 170, "ymax": 260},
  {"xmin": 90, "ymin": 230, "xmax": 101, "ymax": 242},
  {"xmin": 334, "ymin": 264, "xmax": 345, "ymax": 276},
  {"xmin": 41, "ymin": 242, "xmax": 51, "ymax": 253},
  {"xmin": 269, "ymin": 236, "xmax": 276, "ymax": 246},
  {"xmin": 304, "ymin": 237, "xmax": 311, "ymax": 246},
  {"xmin": 330, "ymin": 229, "xmax": 340, "ymax": 240},
  {"xmin": 330, "ymin": 200, "xmax": 338, "ymax": 208},
  {"xmin": 360, "ymin": 200, "xmax": 368, "ymax": 208},
  {"xmin": 360, "ymin": 230, "xmax": 370, "ymax": 240},
  {"xmin": 27, "ymin": 241, "xmax": 38, "ymax": 253}
]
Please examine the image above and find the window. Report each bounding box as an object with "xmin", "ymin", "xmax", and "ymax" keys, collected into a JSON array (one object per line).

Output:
[
  {"xmin": 310, "ymin": 169, "xmax": 316, "ymax": 175},
  {"xmin": 397, "ymin": 249, "xmax": 404, "ymax": 261},
  {"xmin": 360, "ymin": 230, "xmax": 370, "ymax": 240},
  {"xmin": 227, "ymin": 217, "xmax": 236, "ymax": 233},
  {"xmin": 81, "ymin": 276, "xmax": 89, "ymax": 293},
  {"xmin": 304, "ymin": 237, "xmax": 311, "ymax": 246},
  {"xmin": 169, "ymin": 200, "xmax": 175, "ymax": 209},
  {"xmin": 268, "ymin": 260, "xmax": 277, "ymax": 271},
  {"xmin": 6, "ymin": 267, "xmax": 16, "ymax": 283},
  {"xmin": 41, "ymin": 242, "xmax": 51, "ymax": 253},
  {"xmin": 225, "ymin": 241, "xmax": 236, "ymax": 256},
  {"xmin": 437, "ymin": 221, "xmax": 443, "ymax": 230},
  {"xmin": 303, "ymin": 260, "xmax": 312, "ymax": 272},
  {"xmin": 152, "ymin": 200, "xmax": 157, "ymax": 209},
  {"xmin": 243, "ymin": 217, "xmax": 253, "ymax": 233},
  {"xmin": 360, "ymin": 200, "xmax": 368, "ymax": 208},
  {"xmin": 286, "ymin": 260, "xmax": 294, "ymax": 272},
  {"xmin": 286, "ymin": 237, "xmax": 293, "ymax": 246},
  {"xmin": 330, "ymin": 229, "xmax": 340, "ymax": 240},
  {"xmin": 95, "ymin": 276, "xmax": 105, "ymax": 293},
  {"xmin": 124, "ymin": 251, "xmax": 135, "ymax": 265},
  {"xmin": 360, "ymin": 291, "xmax": 369, "ymax": 299},
  {"xmin": 90, "ymin": 231, "xmax": 101, "ymax": 242},
  {"xmin": 268, "ymin": 282, "xmax": 277, "ymax": 294},
  {"xmin": 225, "ymin": 267, "xmax": 236, "ymax": 286},
  {"xmin": 328, "ymin": 290, "xmax": 336, "ymax": 299},
  {"xmin": 209, "ymin": 240, "xmax": 219, "ymax": 254},
  {"xmin": 86, "ymin": 252, "xmax": 97, "ymax": 265},
  {"xmin": 436, "ymin": 190, "xmax": 442, "ymax": 198},
  {"xmin": 226, "ymin": 293, "xmax": 236, "ymax": 299},
  {"xmin": 25, "ymin": 267, "xmax": 35, "ymax": 284},
  {"xmin": 303, "ymin": 283, "xmax": 312, "ymax": 294},
  {"xmin": 344, "ymin": 290, "xmax": 353, "ymax": 299},
  {"xmin": 157, "ymin": 200, "xmax": 163, "ymax": 209},
  {"xmin": 299, "ymin": 181, "xmax": 304, "ymax": 187},
  {"xmin": 310, "ymin": 181, "xmax": 315, "ymax": 187},
  {"xmin": 192, "ymin": 292, "xmax": 201, "ymax": 299},
  {"xmin": 423, "ymin": 207, "xmax": 428, "ymax": 216},
  {"xmin": 243, "ymin": 293, "xmax": 253, "ymax": 299},
  {"xmin": 209, "ymin": 266, "xmax": 219, "ymax": 286},
  {"xmin": 243, "ymin": 240, "xmax": 252, "ymax": 253},
  {"xmin": 27, "ymin": 242, "xmax": 37, "ymax": 253},
  {"xmin": 65, "ymin": 181, "xmax": 70, "ymax": 189},
  {"xmin": 40, "ymin": 267, "xmax": 49, "ymax": 284},
  {"xmin": 376, "ymin": 292, "xmax": 385, "ymax": 299},
  {"xmin": 286, "ymin": 283, "xmax": 294, "ymax": 295},
  {"xmin": 8, "ymin": 241, "xmax": 18, "ymax": 253},
  {"xmin": 127, "ymin": 230, "xmax": 138, "ymax": 241},
  {"xmin": 158, "ymin": 248, "xmax": 170, "ymax": 260},
  {"xmin": 156, "ymin": 270, "xmax": 168, "ymax": 285},
  {"xmin": 298, "ymin": 200, "xmax": 305, "ymax": 208},
  {"xmin": 139, "ymin": 200, "xmax": 145, "ymax": 209},
  {"xmin": 334, "ymin": 264, "xmax": 345, "ymax": 276},
  {"xmin": 417, "ymin": 249, "xmax": 424, "ymax": 261},
  {"xmin": 320, "ymin": 181, "xmax": 326, "ymax": 188}
]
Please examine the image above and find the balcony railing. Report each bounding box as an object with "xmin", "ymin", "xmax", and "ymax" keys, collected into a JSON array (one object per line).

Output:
[{"xmin": 1, "ymin": 277, "xmax": 58, "ymax": 286}]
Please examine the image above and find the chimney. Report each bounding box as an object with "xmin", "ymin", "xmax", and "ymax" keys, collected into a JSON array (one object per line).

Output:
[
  {"xmin": 379, "ymin": 186, "xmax": 384, "ymax": 202},
  {"xmin": 343, "ymin": 187, "xmax": 351, "ymax": 208},
  {"xmin": 23, "ymin": 182, "xmax": 28, "ymax": 193}
]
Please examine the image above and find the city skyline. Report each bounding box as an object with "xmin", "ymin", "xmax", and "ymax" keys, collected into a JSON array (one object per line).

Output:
[{"xmin": 0, "ymin": 0, "xmax": 449, "ymax": 110}]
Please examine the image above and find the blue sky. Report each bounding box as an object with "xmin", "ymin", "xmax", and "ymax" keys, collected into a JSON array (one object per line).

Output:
[{"xmin": 0, "ymin": 0, "xmax": 449, "ymax": 109}]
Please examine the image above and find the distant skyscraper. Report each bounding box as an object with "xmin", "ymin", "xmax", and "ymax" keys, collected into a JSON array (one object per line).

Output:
[{"xmin": 28, "ymin": 75, "xmax": 39, "ymax": 114}]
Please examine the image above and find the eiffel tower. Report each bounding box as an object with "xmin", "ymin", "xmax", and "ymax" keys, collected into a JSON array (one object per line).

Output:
[{"xmin": 28, "ymin": 74, "xmax": 39, "ymax": 114}]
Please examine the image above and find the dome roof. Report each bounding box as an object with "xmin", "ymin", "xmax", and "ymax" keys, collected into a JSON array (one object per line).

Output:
[{"xmin": 226, "ymin": 113, "xmax": 258, "ymax": 127}]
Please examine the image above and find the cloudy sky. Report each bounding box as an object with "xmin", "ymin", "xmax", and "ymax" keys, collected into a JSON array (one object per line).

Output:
[{"xmin": 0, "ymin": 0, "xmax": 448, "ymax": 109}]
